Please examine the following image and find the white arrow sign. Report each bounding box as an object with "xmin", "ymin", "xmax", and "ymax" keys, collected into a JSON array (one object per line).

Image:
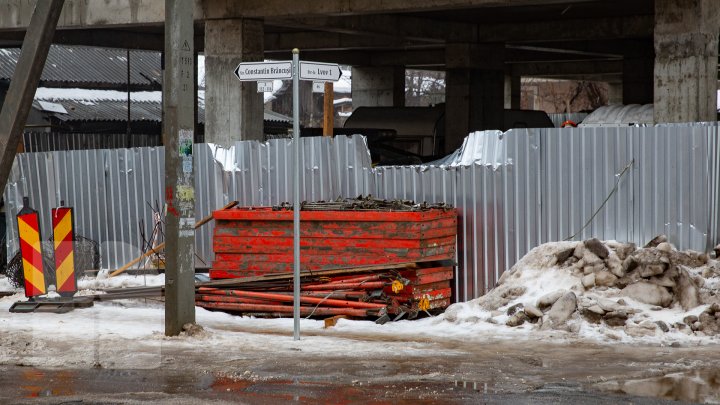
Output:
[
  {"xmin": 299, "ymin": 61, "xmax": 342, "ymax": 82},
  {"xmin": 234, "ymin": 61, "xmax": 292, "ymax": 81}
]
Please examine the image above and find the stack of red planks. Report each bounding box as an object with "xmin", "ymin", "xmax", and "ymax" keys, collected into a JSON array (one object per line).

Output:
[
  {"xmin": 202, "ymin": 203, "xmax": 457, "ymax": 320},
  {"xmin": 211, "ymin": 207, "xmax": 457, "ymax": 278}
]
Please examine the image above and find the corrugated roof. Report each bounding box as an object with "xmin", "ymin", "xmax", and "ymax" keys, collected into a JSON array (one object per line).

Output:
[
  {"xmin": 42, "ymin": 99, "xmax": 169, "ymax": 123},
  {"xmin": 0, "ymin": 45, "xmax": 162, "ymax": 90},
  {"xmin": 33, "ymin": 88, "xmax": 288, "ymax": 124}
]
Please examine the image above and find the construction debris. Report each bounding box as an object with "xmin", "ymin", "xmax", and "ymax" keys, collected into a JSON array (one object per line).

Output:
[
  {"xmin": 195, "ymin": 260, "xmax": 453, "ymax": 322},
  {"xmin": 108, "ymin": 200, "xmax": 238, "ymax": 277},
  {"xmin": 203, "ymin": 198, "xmax": 457, "ymax": 320}
]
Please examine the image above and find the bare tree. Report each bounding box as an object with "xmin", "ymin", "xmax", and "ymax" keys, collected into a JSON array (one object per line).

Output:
[{"xmin": 405, "ymin": 69, "xmax": 445, "ymax": 106}]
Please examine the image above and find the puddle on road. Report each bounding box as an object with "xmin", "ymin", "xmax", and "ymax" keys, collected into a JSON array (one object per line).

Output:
[
  {"xmin": 4, "ymin": 366, "xmax": 486, "ymax": 403},
  {"xmin": 596, "ymin": 369, "xmax": 720, "ymax": 403}
]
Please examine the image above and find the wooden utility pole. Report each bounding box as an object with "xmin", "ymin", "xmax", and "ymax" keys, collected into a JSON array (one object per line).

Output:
[
  {"xmin": 0, "ymin": 0, "xmax": 64, "ymax": 195},
  {"xmin": 323, "ymin": 82, "xmax": 334, "ymax": 136},
  {"xmin": 164, "ymin": 0, "xmax": 196, "ymax": 336}
]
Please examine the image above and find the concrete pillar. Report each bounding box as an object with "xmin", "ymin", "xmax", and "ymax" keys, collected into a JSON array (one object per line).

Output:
[
  {"xmin": 504, "ymin": 74, "xmax": 521, "ymax": 109},
  {"xmin": 351, "ymin": 66, "xmax": 405, "ymax": 109},
  {"xmin": 445, "ymin": 43, "xmax": 505, "ymax": 154},
  {"xmin": 607, "ymin": 82, "xmax": 623, "ymax": 104},
  {"xmin": 204, "ymin": 18, "xmax": 264, "ymax": 146},
  {"xmin": 654, "ymin": 0, "xmax": 719, "ymax": 123},
  {"xmin": 622, "ymin": 40, "xmax": 654, "ymax": 105}
]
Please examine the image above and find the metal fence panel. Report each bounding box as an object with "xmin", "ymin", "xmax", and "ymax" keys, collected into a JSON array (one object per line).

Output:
[
  {"xmin": 4, "ymin": 135, "xmax": 374, "ymax": 269},
  {"xmin": 4, "ymin": 127, "xmax": 719, "ymax": 302}
]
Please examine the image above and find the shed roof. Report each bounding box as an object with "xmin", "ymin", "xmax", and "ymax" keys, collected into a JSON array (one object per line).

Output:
[{"xmin": 0, "ymin": 45, "xmax": 162, "ymax": 90}]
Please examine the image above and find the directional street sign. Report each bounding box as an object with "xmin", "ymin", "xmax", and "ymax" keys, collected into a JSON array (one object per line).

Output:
[
  {"xmin": 234, "ymin": 61, "xmax": 292, "ymax": 81},
  {"xmin": 299, "ymin": 61, "xmax": 342, "ymax": 82}
]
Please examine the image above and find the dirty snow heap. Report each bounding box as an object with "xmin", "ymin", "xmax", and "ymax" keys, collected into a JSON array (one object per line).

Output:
[{"xmin": 442, "ymin": 236, "xmax": 720, "ymax": 341}]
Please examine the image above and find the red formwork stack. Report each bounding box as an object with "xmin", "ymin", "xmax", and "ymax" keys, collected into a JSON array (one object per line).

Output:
[{"xmin": 200, "ymin": 203, "xmax": 458, "ymax": 319}]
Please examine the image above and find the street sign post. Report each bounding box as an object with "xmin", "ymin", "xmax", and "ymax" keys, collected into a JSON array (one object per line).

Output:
[{"xmin": 235, "ymin": 52, "xmax": 341, "ymax": 341}]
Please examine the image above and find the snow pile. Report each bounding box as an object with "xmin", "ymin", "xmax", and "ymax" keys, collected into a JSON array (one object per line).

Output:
[
  {"xmin": 441, "ymin": 237, "xmax": 720, "ymax": 343},
  {"xmin": 77, "ymin": 272, "xmax": 165, "ymax": 291}
]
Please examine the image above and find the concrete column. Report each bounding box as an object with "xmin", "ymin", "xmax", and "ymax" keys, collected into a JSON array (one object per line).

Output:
[
  {"xmin": 654, "ymin": 0, "xmax": 719, "ymax": 123},
  {"xmin": 622, "ymin": 40, "xmax": 654, "ymax": 105},
  {"xmin": 204, "ymin": 18, "xmax": 264, "ymax": 146},
  {"xmin": 608, "ymin": 82, "xmax": 623, "ymax": 104},
  {"xmin": 504, "ymin": 74, "xmax": 521, "ymax": 109},
  {"xmin": 351, "ymin": 66, "xmax": 405, "ymax": 109},
  {"xmin": 445, "ymin": 43, "xmax": 505, "ymax": 154}
]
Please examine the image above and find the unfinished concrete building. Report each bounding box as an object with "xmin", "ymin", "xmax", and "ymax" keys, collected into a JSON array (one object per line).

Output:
[{"xmin": 0, "ymin": 0, "xmax": 717, "ymax": 155}]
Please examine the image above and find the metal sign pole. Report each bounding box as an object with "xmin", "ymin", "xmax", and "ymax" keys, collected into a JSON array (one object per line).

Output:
[{"xmin": 292, "ymin": 48, "xmax": 301, "ymax": 341}]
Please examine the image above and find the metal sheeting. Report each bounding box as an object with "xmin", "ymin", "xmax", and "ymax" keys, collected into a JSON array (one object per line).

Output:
[
  {"xmin": 4, "ymin": 126, "xmax": 720, "ymax": 303},
  {"xmin": 375, "ymin": 125, "xmax": 719, "ymax": 301},
  {"xmin": 4, "ymin": 135, "xmax": 374, "ymax": 269},
  {"xmin": 0, "ymin": 46, "xmax": 161, "ymax": 89},
  {"xmin": 50, "ymin": 100, "xmax": 165, "ymax": 123},
  {"xmin": 23, "ymin": 132, "xmax": 161, "ymax": 152}
]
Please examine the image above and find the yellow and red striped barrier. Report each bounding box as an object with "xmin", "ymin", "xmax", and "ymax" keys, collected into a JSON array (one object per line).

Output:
[
  {"xmin": 52, "ymin": 207, "xmax": 76, "ymax": 296},
  {"xmin": 17, "ymin": 207, "xmax": 46, "ymax": 298}
]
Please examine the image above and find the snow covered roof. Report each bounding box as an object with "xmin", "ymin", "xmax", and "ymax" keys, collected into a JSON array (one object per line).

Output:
[{"xmin": 32, "ymin": 88, "xmax": 289, "ymax": 123}]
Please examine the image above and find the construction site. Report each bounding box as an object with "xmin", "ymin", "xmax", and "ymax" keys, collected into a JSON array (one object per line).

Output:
[{"xmin": 0, "ymin": 0, "xmax": 720, "ymax": 403}]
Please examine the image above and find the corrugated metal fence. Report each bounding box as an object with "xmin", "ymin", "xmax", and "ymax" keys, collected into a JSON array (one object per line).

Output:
[
  {"xmin": 5, "ymin": 125, "xmax": 720, "ymax": 302},
  {"xmin": 4, "ymin": 135, "xmax": 374, "ymax": 270},
  {"xmin": 375, "ymin": 124, "xmax": 720, "ymax": 300}
]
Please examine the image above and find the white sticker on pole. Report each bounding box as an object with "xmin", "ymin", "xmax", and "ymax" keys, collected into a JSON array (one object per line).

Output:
[
  {"xmin": 312, "ymin": 82, "xmax": 325, "ymax": 93},
  {"xmin": 257, "ymin": 81, "xmax": 274, "ymax": 93}
]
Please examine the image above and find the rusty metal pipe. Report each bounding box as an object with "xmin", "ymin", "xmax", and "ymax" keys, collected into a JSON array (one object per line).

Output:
[
  {"xmin": 196, "ymin": 295, "xmax": 277, "ymax": 306},
  {"xmin": 197, "ymin": 287, "xmax": 386, "ymax": 309},
  {"xmin": 195, "ymin": 301, "xmax": 372, "ymax": 317},
  {"xmin": 301, "ymin": 281, "xmax": 388, "ymax": 291}
]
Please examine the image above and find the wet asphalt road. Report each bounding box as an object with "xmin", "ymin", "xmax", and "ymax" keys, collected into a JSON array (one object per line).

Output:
[{"xmin": 0, "ymin": 365, "xmax": 701, "ymax": 404}]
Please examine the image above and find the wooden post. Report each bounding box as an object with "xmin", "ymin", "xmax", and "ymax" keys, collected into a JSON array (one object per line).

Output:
[
  {"xmin": 0, "ymin": 0, "xmax": 64, "ymax": 195},
  {"xmin": 323, "ymin": 82, "xmax": 334, "ymax": 136}
]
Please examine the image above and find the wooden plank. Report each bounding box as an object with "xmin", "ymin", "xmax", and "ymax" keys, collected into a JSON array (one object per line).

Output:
[
  {"xmin": 201, "ymin": 260, "xmax": 436, "ymax": 285},
  {"xmin": 212, "ymin": 235, "xmax": 456, "ymax": 252},
  {"xmin": 212, "ymin": 246, "xmax": 455, "ymax": 268},
  {"xmin": 214, "ymin": 217, "xmax": 457, "ymax": 235},
  {"xmin": 108, "ymin": 201, "xmax": 238, "ymax": 277},
  {"xmin": 213, "ymin": 241, "xmax": 456, "ymax": 256},
  {"xmin": 213, "ymin": 207, "xmax": 457, "ymax": 222}
]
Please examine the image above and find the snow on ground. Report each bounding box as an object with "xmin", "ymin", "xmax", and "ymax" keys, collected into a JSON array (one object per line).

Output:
[{"xmin": 1, "ymin": 239, "xmax": 719, "ymax": 369}]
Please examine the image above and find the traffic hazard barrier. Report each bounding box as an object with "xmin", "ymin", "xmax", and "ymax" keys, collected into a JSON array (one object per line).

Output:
[
  {"xmin": 52, "ymin": 206, "xmax": 77, "ymax": 296},
  {"xmin": 16, "ymin": 198, "xmax": 46, "ymax": 298}
]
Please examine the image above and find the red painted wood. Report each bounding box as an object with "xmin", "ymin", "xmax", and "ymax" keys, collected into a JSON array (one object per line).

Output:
[
  {"xmin": 213, "ymin": 243, "xmax": 455, "ymax": 257},
  {"xmin": 214, "ymin": 217, "xmax": 457, "ymax": 232},
  {"xmin": 212, "ymin": 235, "xmax": 456, "ymax": 253},
  {"xmin": 214, "ymin": 208, "xmax": 457, "ymax": 222},
  {"xmin": 215, "ymin": 225, "xmax": 457, "ymax": 241},
  {"xmin": 386, "ymin": 280, "xmax": 451, "ymax": 296},
  {"xmin": 403, "ymin": 269, "xmax": 454, "ymax": 285}
]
